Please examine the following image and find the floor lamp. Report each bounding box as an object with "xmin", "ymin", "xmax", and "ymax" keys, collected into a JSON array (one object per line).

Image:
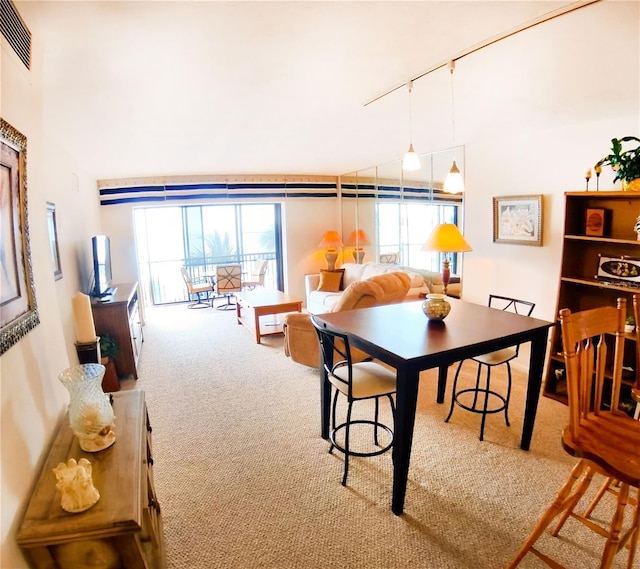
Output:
[{"xmin": 422, "ymin": 224, "xmax": 472, "ymax": 295}]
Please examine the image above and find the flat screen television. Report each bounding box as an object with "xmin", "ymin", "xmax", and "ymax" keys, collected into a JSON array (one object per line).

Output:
[{"xmin": 91, "ymin": 235, "xmax": 114, "ymax": 298}]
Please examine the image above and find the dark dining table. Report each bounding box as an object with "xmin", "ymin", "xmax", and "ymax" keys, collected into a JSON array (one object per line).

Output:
[{"xmin": 313, "ymin": 298, "xmax": 553, "ymax": 515}]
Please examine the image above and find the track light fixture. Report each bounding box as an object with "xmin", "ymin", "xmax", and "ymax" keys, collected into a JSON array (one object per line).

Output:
[
  {"xmin": 402, "ymin": 81, "xmax": 420, "ymax": 171},
  {"xmin": 443, "ymin": 61, "xmax": 464, "ymax": 193}
]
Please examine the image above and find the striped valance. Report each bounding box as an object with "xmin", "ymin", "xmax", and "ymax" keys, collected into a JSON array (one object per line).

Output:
[
  {"xmin": 97, "ymin": 175, "xmax": 339, "ymax": 206},
  {"xmin": 340, "ymin": 176, "xmax": 463, "ymax": 204}
]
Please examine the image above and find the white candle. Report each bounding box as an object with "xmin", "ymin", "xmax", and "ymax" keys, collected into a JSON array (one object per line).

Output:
[{"xmin": 72, "ymin": 292, "xmax": 97, "ymax": 343}]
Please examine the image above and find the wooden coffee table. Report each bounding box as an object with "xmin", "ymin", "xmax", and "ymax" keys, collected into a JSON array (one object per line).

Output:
[{"xmin": 236, "ymin": 289, "xmax": 302, "ymax": 344}]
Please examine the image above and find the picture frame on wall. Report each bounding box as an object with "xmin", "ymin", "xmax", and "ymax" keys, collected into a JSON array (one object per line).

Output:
[
  {"xmin": 0, "ymin": 118, "xmax": 40, "ymax": 356},
  {"xmin": 47, "ymin": 202, "xmax": 62, "ymax": 280},
  {"xmin": 585, "ymin": 207, "xmax": 608, "ymax": 237},
  {"xmin": 492, "ymin": 194, "xmax": 543, "ymax": 246}
]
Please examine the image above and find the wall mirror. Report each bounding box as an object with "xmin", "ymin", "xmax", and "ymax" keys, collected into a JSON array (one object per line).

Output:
[{"xmin": 340, "ymin": 146, "xmax": 465, "ymax": 272}]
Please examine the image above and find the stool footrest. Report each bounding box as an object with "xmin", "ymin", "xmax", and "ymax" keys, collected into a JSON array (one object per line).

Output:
[
  {"xmin": 330, "ymin": 420, "xmax": 393, "ymax": 458},
  {"xmin": 453, "ymin": 387, "xmax": 508, "ymax": 415}
]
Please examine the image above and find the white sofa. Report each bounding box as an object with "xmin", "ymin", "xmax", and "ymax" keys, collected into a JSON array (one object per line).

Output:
[{"xmin": 305, "ymin": 262, "xmax": 458, "ymax": 314}]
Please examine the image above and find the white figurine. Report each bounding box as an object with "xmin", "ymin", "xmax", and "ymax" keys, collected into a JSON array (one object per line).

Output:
[
  {"xmin": 634, "ymin": 215, "xmax": 640, "ymax": 240},
  {"xmin": 53, "ymin": 458, "xmax": 100, "ymax": 513}
]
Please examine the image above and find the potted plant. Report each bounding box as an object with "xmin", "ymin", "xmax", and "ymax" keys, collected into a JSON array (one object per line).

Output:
[
  {"xmin": 625, "ymin": 316, "xmax": 635, "ymax": 334},
  {"xmin": 595, "ymin": 136, "xmax": 640, "ymax": 191},
  {"xmin": 99, "ymin": 335, "xmax": 120, "ymax": 392}
]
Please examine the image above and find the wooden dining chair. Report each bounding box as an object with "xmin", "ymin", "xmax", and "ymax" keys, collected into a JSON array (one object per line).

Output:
[
  {"xmin": 445, "ymin": 295, "xmax": 535, "ymax": 441},
  {"xmin": 507, "ymin": 298, "xmax": 640, "ymax": 569},
  {"xmin": 311, "ymin": 315, "xmax": 396, "ymax": 486},
  {"xmin": 579, "ymin": 294, "xmax": 640, "ymax": 530}
]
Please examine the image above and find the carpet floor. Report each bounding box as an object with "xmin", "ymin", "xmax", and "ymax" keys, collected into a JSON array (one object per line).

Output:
[{"xmin": 122, "ymin": 302, "xmax": 637, "ymax": 568}]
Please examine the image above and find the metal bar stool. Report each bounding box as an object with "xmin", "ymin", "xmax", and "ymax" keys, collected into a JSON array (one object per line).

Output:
[{"xmin": 445, "ymin": 295, "xmax": 535, "ymax": 440}]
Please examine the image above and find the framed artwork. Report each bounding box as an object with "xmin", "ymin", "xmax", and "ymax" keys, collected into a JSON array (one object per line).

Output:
[
  {"xmin": 596, "ymin": 254, "xmax": 640, "ymax": 284},
  {"xmin": 585, "ymin": 208, "xmax": 608, "ymax": 237},
  {"xmin": 493, "ymin": 194, "xmax": 543, "ymax": 246},
  {"xmin": 47, "ymin": 202, "xmax": 62, "ymax": 280},
  {"xmin": 0, "ymin": 118, "xmax": 39, "ymax": 356}
]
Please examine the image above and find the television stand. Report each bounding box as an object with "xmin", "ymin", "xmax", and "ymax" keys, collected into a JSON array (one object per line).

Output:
[{"xmin": 90, "ymin": 282, "xmax": 143, "ymax": 379}]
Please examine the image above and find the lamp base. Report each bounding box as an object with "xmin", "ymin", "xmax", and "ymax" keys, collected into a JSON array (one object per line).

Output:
[
  {"xmin": 442, "ymin": 257, "xmax": 451, "ymax": 296},
  {"xmin": 352, "ymin": 249, "xmax": 365, "ymax": 264},
  {"xmin": 325, "ymin": 250, "xmax": 338, "ymax": 272}
]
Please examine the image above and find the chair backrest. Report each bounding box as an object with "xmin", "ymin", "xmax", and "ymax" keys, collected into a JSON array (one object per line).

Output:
[
  {"xmin": 488, "ymin": 295, "xmax": 535, "ymax": 357},
  {"xmin": 181, "ymin": 266, "xmax": 195, "ymax": 292},
  {"xmin": 310, "ymin": 315, "xmax": 354, "ymax": 398},
  {"xmin": 488, "ymin": 294, "xmax": 535, "ymax": 316},
  {"xmin": 379, "ymin": 252, "xmax": 400, "ymax": 264},
  {"xmin": 215, "ymin": 264, "xmax": 242, "ymax": 294},
  {"xmin": 559, "ymin": 298, "xmax": 626, "ymax": 442},
  {"xmin": 251, "ymin": 259, "xmax": 268, "ymax": 284}
]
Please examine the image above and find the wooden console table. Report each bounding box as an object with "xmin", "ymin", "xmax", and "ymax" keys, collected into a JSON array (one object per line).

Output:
[{"xmin": 17, "ymin": 390, "xmax": 166, "ymax": 569}]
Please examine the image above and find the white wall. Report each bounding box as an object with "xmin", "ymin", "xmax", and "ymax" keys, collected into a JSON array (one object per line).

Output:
[
  {"xmin": 454, "ymin": 1, "xmax": 638, "ymax": 321},
  {"xmin": 1, "ymin": 17, "xmax": 102, "ymax": 569}
]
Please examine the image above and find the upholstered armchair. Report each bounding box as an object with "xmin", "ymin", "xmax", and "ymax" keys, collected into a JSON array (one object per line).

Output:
[{"xmin": 283, "ymin": 271, "xmax": 411, "ymax": 368}]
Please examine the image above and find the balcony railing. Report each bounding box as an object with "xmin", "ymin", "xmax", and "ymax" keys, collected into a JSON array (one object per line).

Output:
[{"xmin": 138, "ymin": 253, "xmax": 277, "ymax": 306}]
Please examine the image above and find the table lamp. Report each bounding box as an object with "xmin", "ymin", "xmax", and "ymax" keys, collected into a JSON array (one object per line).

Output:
[
  {"xmin": 348, "ymin": 229, "xmax": 370, "ymax": 264},
  {"xmin": 318, "ymin": 230, "xmax": 343, "ymax": 271},
  {"xmin": 422, "ymin": 223, "xmax": 472, "ymax": 295}
]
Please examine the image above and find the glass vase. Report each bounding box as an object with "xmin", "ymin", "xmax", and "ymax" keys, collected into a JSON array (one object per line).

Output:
[
  {"xmin": 422, "ymin": 293, "xmax": 451, "ymax": 321},
  {"xmin": 58, "ymin": 364, "xmax": 116, "ymax": 452}
]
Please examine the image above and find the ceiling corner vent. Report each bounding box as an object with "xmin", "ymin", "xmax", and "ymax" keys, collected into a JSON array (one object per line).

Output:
[{"xmin": 1, "ymin": 0, "xmax": 31, "ymax": 70}]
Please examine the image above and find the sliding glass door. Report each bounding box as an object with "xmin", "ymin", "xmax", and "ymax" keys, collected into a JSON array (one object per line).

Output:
[{"xmin": 134, "ymin": 203, "xmax": 282, "ymax": 305}]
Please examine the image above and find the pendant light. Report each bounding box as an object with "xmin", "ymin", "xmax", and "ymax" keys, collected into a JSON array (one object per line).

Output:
[
  {"xmin": 443, "ymin": 61, "xmax": 464, "ymax": 193},
  {"xmin": 402, "ymin": 81, "xmax": 420, "ymax": 171}
]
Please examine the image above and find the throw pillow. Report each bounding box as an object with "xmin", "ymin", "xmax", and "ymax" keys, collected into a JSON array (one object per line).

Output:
[{"xmin": 317, "ymin": 269, "xmax": 344, "ymax": 292}]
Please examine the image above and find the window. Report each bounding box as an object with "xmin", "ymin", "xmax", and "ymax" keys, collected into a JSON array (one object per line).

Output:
[{"xmin": 134, "ymin": 204, "xmax": 281, "ymax": 305}]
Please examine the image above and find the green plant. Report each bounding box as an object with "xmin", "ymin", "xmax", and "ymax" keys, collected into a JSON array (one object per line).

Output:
[
  {"xmin": 595, "ymin": 136, "xmax": 640, "ymax": 184},
  {"xmin": 625, "ymin": 315, "xmax": 635, "ymax": 326},
  {"xmin": 99, "ymin": 335, "xmax": 119, "ymax": 360}
]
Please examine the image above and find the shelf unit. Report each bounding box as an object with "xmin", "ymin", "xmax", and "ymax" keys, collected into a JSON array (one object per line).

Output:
[
  {"xmin": 91, "ymin": 282, "xmax": 143, "ymax": 379},
  {"xmin": 543, "ymin": 191, "xmax": 639, "ymax": 415},
  {"xmin": 17, "ymin": 390, "xmax": 166, "ymax": 568}
]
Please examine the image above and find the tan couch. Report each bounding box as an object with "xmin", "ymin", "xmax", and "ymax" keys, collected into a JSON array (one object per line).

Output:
[
  {"xmin": 305, "ymin": 262, "xmax": 460, "ymax": 315},
  {"xmin": 283, "ymin": 271, "xmax": 411, "ymax": 368}
]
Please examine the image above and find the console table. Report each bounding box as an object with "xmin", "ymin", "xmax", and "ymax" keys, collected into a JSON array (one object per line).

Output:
[
  {"xmin": 91, "ymin": 282, "xmax": 143, "ymax": 379},
  {"xmin": 17, "ymin": 390, "xmax": 165, "ymax": 568}
]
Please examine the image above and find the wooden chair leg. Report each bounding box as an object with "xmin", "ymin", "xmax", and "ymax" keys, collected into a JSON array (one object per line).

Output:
[
  {"xmin": 601, "ymin": 483, "xmax": 630, "ymax": 569},
  {"xmin": 584, "ymin": 477, "xmax": 617, "ymax": 518},
  {"xmin": 625, "ymin": 489, "xmax": 639, "ymax": 569},
  {"xmin": 551, "ymin": 465, "xmax": 596, "ymax": 536},
  {"xmin": 507, "ymin": 460, "xmax": 589, "ymax": 569}
]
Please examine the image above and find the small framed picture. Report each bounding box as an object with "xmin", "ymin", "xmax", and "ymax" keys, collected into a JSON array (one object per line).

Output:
[
  {"xmin": 585, "ymin": 208, "xmax": 608, "ymax": 237},
  {"xmin": 492, "ymin": 195, "xmax": 543, "ymax": 246}
]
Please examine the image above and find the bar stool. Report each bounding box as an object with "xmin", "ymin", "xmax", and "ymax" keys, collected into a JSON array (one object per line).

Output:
[
  {"xmin": 445, "ymin": 295, "xmax": 535, "ymax": 440},
  {"xmin": 311, "ymin": 315, "xmax": 396, "ymax": 486}
]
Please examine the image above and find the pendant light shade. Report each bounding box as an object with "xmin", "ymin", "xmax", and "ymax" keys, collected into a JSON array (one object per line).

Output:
[
  {"xmin": 443, "ymin": 160, "xmax": 465, "ymax": 193},
  {"xmin": 403, "ymin": 144, "xmax": 421, "ymax": 171},
  {"xmin": 445, "ymin": 61, "xmax": 464, "ymax": 193},
  {"xmin": 402, "ymin": 81, "xmax": 420, "ymax": 171}
]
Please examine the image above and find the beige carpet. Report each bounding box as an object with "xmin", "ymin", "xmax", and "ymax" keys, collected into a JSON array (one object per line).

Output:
[{"xmin": 124, "ymin": 303, "xmax": 637, "ymax": 569}]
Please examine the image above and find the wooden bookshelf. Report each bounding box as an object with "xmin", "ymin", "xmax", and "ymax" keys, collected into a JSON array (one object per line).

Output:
[{"xmin": 543, "ymin": 191, "xmax": 640, "ymax": 415}]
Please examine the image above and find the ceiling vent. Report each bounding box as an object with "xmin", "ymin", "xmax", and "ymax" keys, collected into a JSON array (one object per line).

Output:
[{"xmin": 1, "ymin": 0, "xmax": 31, "ymax": 69}]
